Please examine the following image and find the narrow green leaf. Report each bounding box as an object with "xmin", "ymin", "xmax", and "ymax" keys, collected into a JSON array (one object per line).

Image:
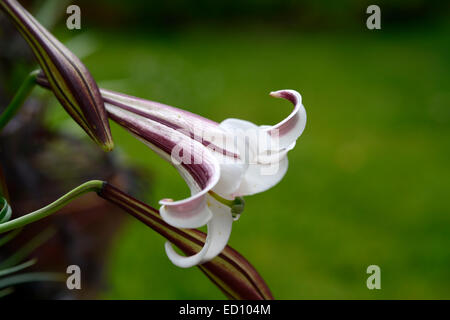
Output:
[
  {"xmin": 0, "ymin": 228, "xmax": 22, "ymax": 248},
  {"xmin": 0, "ymin": 197, "xmax": 12, "ymax": 224},
  {"xmin": 0, "ymin": 259, "xmax": 36, "ymax": 277},
  {"xmin": 0, "ymin": 272, "xmax": 64, "ymax": 289},
  {"xmin": 0, "ymin": 227, "xmax": 55, "ymax": 269},
  {"xmin": 0, "ymin": 287, "xmax": 14, "ymax": 298}
]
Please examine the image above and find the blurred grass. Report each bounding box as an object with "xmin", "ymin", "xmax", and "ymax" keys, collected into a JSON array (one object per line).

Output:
[{"xmin": 49, "ymin": 22, "xmax": 450, "ymax": 299}]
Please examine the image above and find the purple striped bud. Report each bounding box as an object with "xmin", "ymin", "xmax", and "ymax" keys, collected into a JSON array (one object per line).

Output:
[{"xmin": 0, "ymin": 0, "xmax": 113, "ymax": 151}]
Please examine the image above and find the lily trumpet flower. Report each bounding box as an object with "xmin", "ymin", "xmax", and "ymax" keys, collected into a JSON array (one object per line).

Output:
[
  {"xmin": 101, "ymin": 88, "xmax": 306, "ymax": 267},
  {"xmin": 0, "ymin": 0, "xmax": 113, "ymax": 151},
  {"xmin": 36, "ymin": 73, "xmax": 306, "ymax": 267}
]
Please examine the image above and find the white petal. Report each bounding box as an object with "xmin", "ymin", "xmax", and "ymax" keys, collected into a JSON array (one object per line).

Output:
[
  {"xmin": 212, "ymin": 163, "xmax": 245, "ymax": 199},
  {"xmin": 217, "ymin": 91, "xmax": 306, "ymax": 197},
  {"xmin": 219, "ymin": 117, "xmax": 291, "ymax": 197},
  {"xmin": 266, "ymin": 90, "xmax": 307, "ymax": 151},
  {"xmin": 220, "ymin": 118, "xmax": 259, "ymax": 132},
  {"xmin": 235, "ymin": 154, "xmax": 289, "ymax": 196},
  {"xmin": 160, "ymin": 196, "xmax": 212, "ymax": 229},
  {"xmin": 219, "ymin": 118, "xmax": 259, "ymax": 161},
  {"xmin": 257, "ymin": 141, "xmax": 296, "ymax": 165},
  {"xmin": 165, "ymin": 196, "xmax": 233, "ymax": 268},
  {"xmin": 211, "ymin": 147, "xmax": 247, "ymax": 199},
  {"xmin": 164, "ymin": 241, "xmax": 209, "ymax": 268}
]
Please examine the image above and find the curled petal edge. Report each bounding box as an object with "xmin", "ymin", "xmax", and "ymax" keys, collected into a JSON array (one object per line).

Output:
[
  {"xmin": 160, "ymin": 196, "xmax": 212, "ymax": 229},
  {"xmin": 165, "ymin": 196, "xmax": 233, "ymax": 268},
  {"xmin": 219, "ymin": 89, "xmax": 306, "ymax": 158},
  {"xmin": 267, "ymin": 89, "xmax": 306, "ymax": 150}
]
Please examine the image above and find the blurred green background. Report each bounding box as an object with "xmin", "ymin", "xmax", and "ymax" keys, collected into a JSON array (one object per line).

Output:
[{"xmin": 16, "ymin": 0, "xmax": 450, "ymax": 298}]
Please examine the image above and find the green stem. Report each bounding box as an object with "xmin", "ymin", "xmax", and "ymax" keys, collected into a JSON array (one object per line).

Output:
[
  {"xmin": 0, "ymin": 180, "xmax": 104, "ymax": 234},
  {"xmin": 0, "ymin": 69, "xmax": 40, "ymax": 130},
  {"xmin": 208, "ymin": 191, "xmax": 235, "ymax": 207},
  {"xmin": 208, "ymin": 191, "xmax": 245, "ymax": 217}
]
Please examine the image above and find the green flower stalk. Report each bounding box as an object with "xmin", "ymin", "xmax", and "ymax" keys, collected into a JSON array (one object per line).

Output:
[
  {"xmin": 0, "ymin": 70, "xmax": 39, "ymax": 130},
  {"xmin": 0, "ymin": 0, "xmax": 113, "ymax": 151},
  {"xmin": 0, "ymin": 180, "xmax": 104, "ymax": 234}
]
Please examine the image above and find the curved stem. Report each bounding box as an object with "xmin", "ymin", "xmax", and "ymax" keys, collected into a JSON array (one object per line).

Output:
[
  {"xmin": 0, "ymin": 180, "xmax": 104, "ymax": 234},
  {"xmin": 0, "ymin": 70, "xmax": 40, "ymax": 131}
]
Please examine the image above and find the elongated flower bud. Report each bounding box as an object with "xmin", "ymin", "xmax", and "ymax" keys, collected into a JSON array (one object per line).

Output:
[
  {"xmin": 0, "ymin": 0, "xmax": 113, "ymax": 151},
  {"xmin": 98, "ymin": 183, "xmax": 273, "ymax": 300}
]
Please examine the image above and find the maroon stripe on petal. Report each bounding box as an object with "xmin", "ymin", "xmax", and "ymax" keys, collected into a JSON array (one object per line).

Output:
[
  {"xmin": 102, "ymin": 89, "xmax": 241, "ymax": 159},
  {"xmin": 103, "ymin": 96, "xmax": 184, "ymax": 132},
  {"xmin": 107, "ymin": 109, "xmax": 214, "ymax": 190}
]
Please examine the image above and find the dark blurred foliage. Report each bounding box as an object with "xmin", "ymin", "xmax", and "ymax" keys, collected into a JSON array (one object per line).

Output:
[
  {"xmin": 0, "ymin": 14, "xmax": 149, "ymax": 299},
  {"xmin": 44, "ymin": 0, "xmax": 450, "ymax": 31},
  {"xmin": 0, "ymin": 120, "xmax": 145, "ymax": 298}
]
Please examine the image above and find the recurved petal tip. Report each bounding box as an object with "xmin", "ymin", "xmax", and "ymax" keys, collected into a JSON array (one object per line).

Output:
[
  {"xmin": 269, "ymin": 89, "xmax": 302, "ymax": 105},
  {"xmin": 267, "ymin": 89, "xmax": 306, "ymax": 150},
  {"xmin": 269, "ymin": 91, "xmax": 281, "ymax": 98}
]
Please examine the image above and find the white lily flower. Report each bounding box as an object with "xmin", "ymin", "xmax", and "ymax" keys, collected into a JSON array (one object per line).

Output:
[{"xmin": 102, "ymin": 89, "xmax": 306, "ymax": 267}]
